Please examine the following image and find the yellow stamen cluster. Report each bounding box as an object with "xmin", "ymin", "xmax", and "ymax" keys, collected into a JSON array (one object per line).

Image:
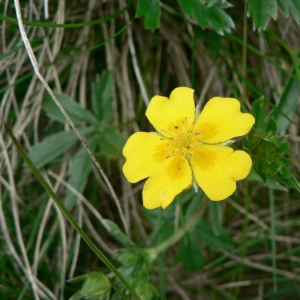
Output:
[{"xmin": 160, "ymin": 121, "xmax": 201, "ymax": 159}]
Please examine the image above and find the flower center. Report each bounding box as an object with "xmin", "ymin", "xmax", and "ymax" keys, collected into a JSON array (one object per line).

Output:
[
  {"xmin": 174, "ymin": 132, "xmax": 193, "ymax": 150},
  {"xmin": 159, "ymin": 119, "xmax": 203, "ymax": 160},
  {"xmin": 164, "ymin": 130, "xmax": 198, "ymax": 159}
]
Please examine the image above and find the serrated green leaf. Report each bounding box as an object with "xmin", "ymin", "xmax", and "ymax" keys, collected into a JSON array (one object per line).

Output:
[
  {"xmin": 205, "ymin": 2, "xmax": 234, "ymax": 35},
  {"xmin": 43, "ymin": 91, "xmax": 98, "ymax": 125},
  {"xmin": 104, "ymin": 219, "xmax": 135, "ymax": 247},
  {"xmin": 278, "ymin": 0, "xmax": 300, "ymax": 23},
  {"xmin": 64, "ymin": 137, "xmax": 97, "ymax": 210},
  {"xmin": 28, "ymin": 127, "xmax": 95, "ymax": 168},
  {"xmin": 99, "ymin": 125, "xmax": 125, "ymax": 158},
  {"xmin": 179, "ymin": 232, "xmax": 204, "ymax": 271},
  {"xmin": 91, "ymin": 71, "xmax": 114, "ymax": 123},
  {"xmin": 178, "ymin": 0, "xmax": 234, "ymax": 35},
  {"xmin": 248, "ymin": 0, "xmax": 277, "ymax": 30},
  {"xmin": 273, "ymin": 77, "xmax": 300, "ymax": 132},
  {"xmin": 136, "ymin": 0, "xmax": 161, "ymax": 31}
]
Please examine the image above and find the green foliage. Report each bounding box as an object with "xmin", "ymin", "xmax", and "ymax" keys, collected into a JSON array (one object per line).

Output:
[
  {"xmin": 69, "ymin": 272, "xmax": 111, "ymax": 300},
  {"xmin": 248, "ymin": 0, "xmax": 300, "ymax": 30},
  {"xmin": 209, "ymin": 201, "xmax": 222, "ymax": 236},
  {"xmin": 179, "ymin": 232, "xmax": 205, "ymax": 271},
  {"xmin": 136, "ymin": 0, "xmax": 161, "ymax": 31},
  {"xmin": 92, "ymin": 71, "xmax": 114, "ymax": 123},
  {"xmin": 246, "ymin": 115, "xmax": 300, "ymax": 192},
  {"xmin": 98, "ymin": 125, "xmax": 125, "ymax": 158},
  {"xmin": 248, "ymin": 0, "xmax": 277, "ymax": 30},
  {"xmin": 194, "ymin": 219, "xmax": 235, "ymax": 250},
  {"xmin": 134, "ymin": 0, "xmax": 300, "ymax": 33},
  {"xmin": 28, "ymin": 127, "xmax": 95, "ymax": 168},
  {"xmin": 272, "ymin": 77, "xmax": 300, "ymax": 132},
  {"xmin": 64, "ymin": 138, "xmax": 96, "ymax": 209},
  {"xmin": 44, "ymin": 91, "xmax": 99, "ymax": 124},
  {"xmin": 277, "ymin": 0, "xmax": 300, "ymax": 23},
  {"xmin": 113, "ymin": 248, "xmax": 159, "ymax": 299},
  {"xmin": 34, "ymin": 70, "xmax": 125, "ymax": 208},
  {"xmin": 104, "ymin": 219, "xmax": 136, "ymax": 247},
  {"xmin": 177, "ymin": 0, "xmax": 234, "ymax": 35},
  {"xmin": 146, "ymin": 191, "xmax": 235, "ymax": 273}
]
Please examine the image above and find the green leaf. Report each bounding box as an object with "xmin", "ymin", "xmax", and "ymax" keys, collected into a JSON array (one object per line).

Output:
[
  {"xmin": 252, "ymin": 97, "xmax": 266, "ymax": 131},
  {"xmin": 277, "ymin": 0, "xmax": 300, "ymax": 23},
  {"xmin": 195, "ymin": 220, "xmax": 235, "ymax": 249},
  {"xmin": 136, "ymin": 0, "xmax": 161, "ymax": 31},
  {"xmin": 273, "ymin": 77, "xmax": 300, "ymax": 132},
  {"xmin": 28, "ymin": 127, "xmax": 95, "ymax": 168},
  {"xmin": 186, "ymin": 190, "xmax": 206, "ymax": 219},
  {"xmin": 69, "ymin": 272, "xmax": 111, "ymax": 300},
  {"xmin": 247, "ymin": 171, "xmax": 288, "ymax": 191},
  {"xmin": 104, "ymin": 219, "xmax": 135, "ymax": 247},
  {"xmin": 64, "ymin": 137, "xmax": 97, "ymax": 210},
  {"xmin": 248, "ymin": 0, "xmax": 278, "ymax": 30},
  {"xmin": 177, "ymin": 0, "xmax": 234, "ymax": 35},
  {"xmin": 43, "ymin": 91, "xmax": 98, "ymax": 125},
  {"xmin": 179, "ymin": 232, "xmax": 205, "ymax": 271},
  {"xmin": 148, "ymin": 223, "xmax": 175, "ymax": 248},
  {"xmin": 134, "ymin": 281, "xmax": 158, "ymax": 300},
  {"xmin": 99, "ymin": 125, "xmax": 125, "ymax": 158},
  {"xmin": 278, "ymin": 142, "xmax": 289, "ymax": 153},
  {"xmin": 265, "ymin": 117, "xmax": 278, "ymax": 134},
  {"xmin": 91, "ymin": 71, "xmax": 114, "ymax": 123},
  {"xmin": 278, "ymin": 169, "xmax": 300, "ymax": 192},
  {"xmin": 115, "ymin": 248, "xmax": 154, "ymax": 271},
  {"xmin": 209, "ymin": 201, "xmax": 222, "ymax": 236}
]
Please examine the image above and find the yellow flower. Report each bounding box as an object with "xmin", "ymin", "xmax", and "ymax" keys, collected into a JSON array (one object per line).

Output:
[{"xmin": 123, "ymin": 87, "xmax": 255, "ymax": 209}]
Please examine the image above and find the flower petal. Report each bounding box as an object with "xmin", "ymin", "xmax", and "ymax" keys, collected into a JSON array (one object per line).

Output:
[
  {"xmin": 146, "ymin": 87, "xmax": 195, "ymax": 135},
  {"xmin": 190, "ymin": 145, "xmax": 252, "ymax": 200},
  {"xmin": 143, "ymin": 155, "xmax": 192, "ymax": 209},
  {"xmin": 123, "ymin": 132, "xmax": 169, "ymax": 183},
  {"xmin": 193, "ymin": 97, "xmax": 255, "ymax": 144}
]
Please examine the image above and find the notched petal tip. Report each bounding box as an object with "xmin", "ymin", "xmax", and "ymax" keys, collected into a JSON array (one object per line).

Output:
[
  {"xmin": 194, "ymin": 97, "xmax": 255, "ymax": 144},
  {"xmin": 146, "ymin": 87, "xmax": 196, "ymax": 134},
  {"xmin": 191, "ymin": 146, "xmax": 252, "ymax": 201}
]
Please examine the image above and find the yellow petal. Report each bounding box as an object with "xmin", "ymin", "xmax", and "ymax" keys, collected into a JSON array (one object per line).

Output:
[
  {"xmin": 190, "ymin": 145, "xmax": 252, "ymax": 201},
  {"xmin": 123, "ymin": 132, "xmax": 169, "ymax": 183},
  {"xmin": 142, "ymin": 155, "xmax": 192, "ymax": 209},
  {"xmin": 146, "ymin": 87, "xmax": 195, "ymax": 136},
  {"xmin": 193, "ymin": 97, "xmax": 255, "ymax": 144}
]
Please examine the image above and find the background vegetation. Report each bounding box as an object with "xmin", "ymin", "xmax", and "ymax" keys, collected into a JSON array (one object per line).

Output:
[{"xmin": 1, "ymin": 0, "xmax": 300, "ymax": 299}]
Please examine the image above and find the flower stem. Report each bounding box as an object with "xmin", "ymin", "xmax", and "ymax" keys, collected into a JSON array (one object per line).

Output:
[{"xmin": 153, "ymin": 198, "xmax": 210, "ymax": 256}]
